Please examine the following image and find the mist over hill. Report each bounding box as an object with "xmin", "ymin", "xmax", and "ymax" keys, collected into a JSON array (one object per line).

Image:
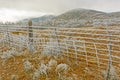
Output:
[
  {"xmin": 55, "ymin": 8, "xmax": 108, "ymax": 20},
  {"xmin": 21, "ymin": 8, "xmax": 120, "ymax": 27},
  {"xmin": 23, "ymin": 15, "xmax": 55, "ymax": 22}
]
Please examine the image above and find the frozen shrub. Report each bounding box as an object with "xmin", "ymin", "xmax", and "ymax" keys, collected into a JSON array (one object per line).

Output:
[
  {"xmin": 33, "ymin": 70, "xmax": 40, "ymax": 80},
  {"xmin": 55, "ymin": 63, "xmax": 69, "ymax": 79},
  {"xmin": 13, "ymin": 34, "xmax": 28, "ymax": 51},
  {"xmin": 27, "ymin": 42, "xmax": 36, "ymax": 53},
  {"xmin": 23, "ymin": 60, "xmax": 33, "ymax": 71},
  {"xmin": 0, "ymin": 51, "xmax": 13, "ymax": 59},
  {"xmin": 0, "ymin": 49, "xmax": 17, "ymax": 66},
  {"xmin": 8, "ymin": 48, "xmax": 22, "ymax": 57},
  {"xmin": 2, "ymin": 32, "xmax": 36, "ymax": 53},
  {"xmin": 33, "ymin": 63, "xmax": 48, "ymax": 80},
  {"xmin": 41, "ymin": 38, "xmax": 61, "ymax": 56},
  {"xmin": 10, "ymin": 34, "xmax": 29, "ymax": 52},
  {"xmin": 56, "ymin": 63, "xmax": 68, "ymax": 72},
  {"xmin": 0, "ymin": 50, "xmax": 14, "ymax": 66},
  {"xmin": 38, "ymin": 63, "xmax": 48, "ymax": 75},
  {"xmin": 1, "ymin": 32, "xmax": 11, "ymax": 43},
  {"xmin": 0, "ymin": 48, "xmax": 21, "ymax": 62},
  {"xmin": 56, "ymin": 63, "xmax": 68, "ymax": 74}
]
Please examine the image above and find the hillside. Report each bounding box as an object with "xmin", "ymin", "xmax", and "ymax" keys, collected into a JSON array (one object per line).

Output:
[
  {"xmin": 108, "ymin": 12, "xmax": 120, "ymax": 18},
  {"xmin": 23, "ymin": 15, "xmax": 55, "ymax": 22},
  {"xmin": 21, "ymin": 8, "xmax": 120, "ymax": 27},
  {"xmin": 55, "ymin": 8, "xmax": 108, "ymax": 20}
]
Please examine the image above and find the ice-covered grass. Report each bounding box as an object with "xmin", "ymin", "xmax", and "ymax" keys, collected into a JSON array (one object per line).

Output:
[{"xmin": 0, "ymin": 26, "xmax": 120, "ymax": 80}]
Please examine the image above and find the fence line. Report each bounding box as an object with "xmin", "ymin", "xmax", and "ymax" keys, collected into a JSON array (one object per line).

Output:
[{"xmin": 0, "ymin": 25, "xmax": 120, "ymax": 79}]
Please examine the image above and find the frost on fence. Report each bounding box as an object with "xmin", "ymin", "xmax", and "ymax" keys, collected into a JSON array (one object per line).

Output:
[
  {"xmin": 0, "ymin": 26, "xmax": 120, "ymax": 79},
  {"xmin": 0, "ymin": 30, "xmax": 36, "ymax": 53},
  {"xmin": 42, "ymin": 38, "xmax": 61, "ymax": 56},
  {"xmin": 41, "ymin": 28, "xmax": 66, "ymax": 56}
]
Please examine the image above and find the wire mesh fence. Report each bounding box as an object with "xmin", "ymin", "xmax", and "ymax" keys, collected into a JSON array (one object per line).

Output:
[{"xmin": 0, "ymin": 25, "xmax": 120, "ymax": 80}]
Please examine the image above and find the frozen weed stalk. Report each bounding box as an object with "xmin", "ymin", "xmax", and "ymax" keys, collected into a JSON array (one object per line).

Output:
[
  {"xmin": 48, "ymin": 59, "xmax": 57, "ymax": 68},
  {"xmin": 33, "ymin": 63, "xmax": 48, "ymax": 80},
  {"xmin": 0, "ymin": 49, "xmax": 16, "ymax": 66},
  {"xmin": 38, "ymin": 63, "xmax": 48, "ymax": 75},
  {"xmin": 55, "ymin": 63, "xmax": 69, "ymax": 78}
]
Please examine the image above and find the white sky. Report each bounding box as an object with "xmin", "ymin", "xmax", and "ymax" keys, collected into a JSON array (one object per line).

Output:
[
  {"xmin": 0, "ymin": 0, "xmax": 120, "ymax": 22},
  {"xmin": 0, "ymin": 8, "xmax": 48, "ymax": 22}
]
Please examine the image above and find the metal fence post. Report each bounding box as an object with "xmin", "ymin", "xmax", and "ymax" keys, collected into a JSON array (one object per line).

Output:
[
  {"xmin": 6, "ymin": 27, "xmax": 11, "ymax": 47},
  {"xmin": 54, "ymin": 28, "xmax": 61, "ymax": 57},
  {"xmin": 106, "ymin": 22, "xmax": 113, "ymax": 80}
]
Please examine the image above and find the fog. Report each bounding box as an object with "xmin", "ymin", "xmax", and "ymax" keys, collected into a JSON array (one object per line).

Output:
[{"xmin": 0, "ymin": 0, "xmax": 120, "ymax": 22}]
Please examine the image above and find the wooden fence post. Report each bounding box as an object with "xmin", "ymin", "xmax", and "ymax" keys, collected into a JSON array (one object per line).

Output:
[{"xmin": 28, "ymin": 20, "xmax": 33, "ymax": 53}]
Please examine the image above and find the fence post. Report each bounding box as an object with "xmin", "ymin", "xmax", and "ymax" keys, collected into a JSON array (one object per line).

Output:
[
  {"xmin": 94, "ymin": 43, "xmax": 101, "ymax": 78},
  {"xmin": 65, "ymin": 36, "xmax": 69, "ymax": 62},
  {"xmin": 93, "ymin": 43, "xmax": 100, "ymax": 70},
  {"xmin": 105, "ymin": 23, "xmax": 113, "ymax": 80},
  {"xmin": 84, "ymin": 40, "xmax": 88, "ymax": 68},
  {"xmin": 73, "ymin": 39, "xmax": 78, "ymax": 64},
  {"xmin": 28, "ymin": 20, "xmax": 34, "ymax": 53},
  {"xmin": 54, "ymin": 28, "xmax": 61, "ymax": 57},
  {"xmin": 6, "ymin": 27, "xmax": 11, "ymax": 47}
]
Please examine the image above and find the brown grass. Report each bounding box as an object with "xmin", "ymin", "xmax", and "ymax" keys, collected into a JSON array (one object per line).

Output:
[{"xmin": 0, "ymin": 26, "xmax": 120, "ymax": 80}]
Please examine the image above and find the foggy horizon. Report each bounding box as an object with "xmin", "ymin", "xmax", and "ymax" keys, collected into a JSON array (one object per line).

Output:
[{"xmin": 0, "ymin": 0, "xmax": 120, "ymax": 22}]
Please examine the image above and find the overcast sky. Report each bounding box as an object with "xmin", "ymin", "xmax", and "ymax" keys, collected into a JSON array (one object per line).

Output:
[{"xmin": 0, "ymin": 0, "xmax": 120, "ymax": 22}]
